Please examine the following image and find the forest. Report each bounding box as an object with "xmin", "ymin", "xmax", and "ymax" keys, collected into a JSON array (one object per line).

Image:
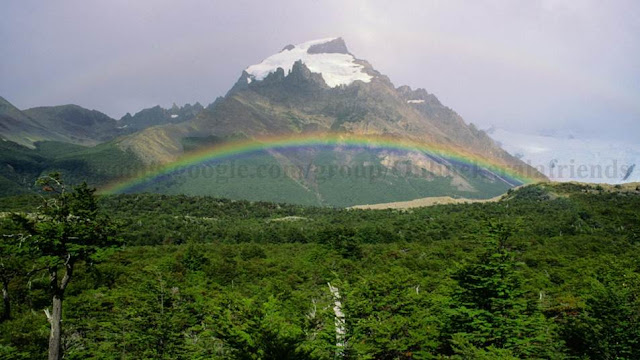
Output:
[{"xmin": 1, "ymin": 179, "xmax": 639, "ymax": 359}]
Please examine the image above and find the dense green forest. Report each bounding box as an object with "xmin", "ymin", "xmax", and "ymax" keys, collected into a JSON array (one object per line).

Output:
[
  {"xmin": 0, "ymin": 140, "xmax": 143, "ymax": 198},
  {"xmin": 0, "ymin": 137, "xmax": 513, "ymax": 207},
  {"xmin": 1, "ymin": 182, "xmax": 639, "ymax": 359}
]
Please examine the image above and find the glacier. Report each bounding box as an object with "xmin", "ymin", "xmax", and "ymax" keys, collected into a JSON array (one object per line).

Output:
[{"xmin": 489, "ymin": 128, "xmax": 639, "ymax": 184}]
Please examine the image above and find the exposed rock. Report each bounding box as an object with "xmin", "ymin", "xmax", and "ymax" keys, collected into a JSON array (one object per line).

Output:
[{"xmin": 307, "ymin": 37, "xmax": 350, "ymax": 54}]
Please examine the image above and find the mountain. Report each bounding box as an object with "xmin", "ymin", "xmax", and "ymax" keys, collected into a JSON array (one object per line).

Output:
[
  {"xmin": 488, "ymin": 127, "xmax": 639, "ymax": 184},
  {"xmin": 1, "ymin": 96, "xmax": 202, "ymax": 148},
  {"xmin": 0, "ymin": 96, "xmax": 67, "ymax": 147},
  {"xmin": 114, "ymin": 37, "xmax": 543, "ymax": 206},
  {"xmin": 119, "ymin": 102, "xmax": 204, "ymax": 131},
  {"xmin": 0, "ymin": 38, "xmax": 545, "ymax": 205},
  {"xmin": 24, "ymin": 104, "xmax": 124, "ymax": 145},
  {"xmin": 0, "ymin": 97, "xmax": 128, "ymax": 147},
  {"xmin": 0, "ymin": 97, "xmax": 211, "ymax": 196},
  {"xmin": 0, "ymin": 98, "xmax": 147, "ymax": 195}
]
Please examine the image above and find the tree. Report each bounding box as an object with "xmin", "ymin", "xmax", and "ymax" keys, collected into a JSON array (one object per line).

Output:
[
  {"xmin": 446, "ymin": 223, "xmax": 561, "ymax": 358},
  {"xmin": 0, "ymin": 230, "xmax": 22, "ymax": 321},
  {"xmin": 0, "ymin": 214, "xmax": 35, "ymax": 322},
  {"xmin": 562, "ymin": 267, "xmax": 640, "ymax": 359},
  {"xmin": 15, "ymin": 173, "xmax": 119, "ymax": 360}
]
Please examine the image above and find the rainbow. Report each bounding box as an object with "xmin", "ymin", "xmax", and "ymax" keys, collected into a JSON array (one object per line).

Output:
[{"xmin": 100, "ymin": 133, "xmax": 540, "ymax": 195}]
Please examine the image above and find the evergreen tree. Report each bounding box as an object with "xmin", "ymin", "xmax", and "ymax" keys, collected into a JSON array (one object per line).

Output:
[{"xmin": 446, "ymin": 224, "xmax": 560, "ymax": 358}]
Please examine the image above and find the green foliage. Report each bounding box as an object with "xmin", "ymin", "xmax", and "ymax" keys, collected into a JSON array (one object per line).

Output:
[
  {"xmin": 0, "ymin": 136, "xmax": 515, "ymax": 206},
  {"xmin": 561, "ymin": 264, "xmax": 640, "ymax": 359},
  {"xmin": 448, "ymin": 335, "xmax": 519, "ymax": 360},
  {"xmin": 22, "ymin": 174, "xmax": 119, "ymax": 267},
  {"xmin": 0, "ymin": 311, "xmax": 49, "ymax": 359},
  {"xmin": 3, "ymin": 173, "xmax": 121, "ymax": 359},
  {"xmin": 445, "ymin": 224, "xmax": 561, "ymax": 358},
  {"xmin": 0, "ymin": 215, "xmax": 33, "ymax": 321},
  {"xmin": 0, "ymin": 140, "xmax": 144, "ymax": 197},
  {"xmin": 0, "ymin": 183, "xmax": 639, "ymax": 358}
]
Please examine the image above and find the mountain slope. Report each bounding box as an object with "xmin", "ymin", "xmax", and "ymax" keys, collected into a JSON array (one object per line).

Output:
[
  {"xmin": 113, "ymin": 38, "xmax": 543, "ymax": 206},
  {"xmin": 1, "ymin": 97, "xmax": 127, "ymax": 147},
  {"xmin": 24, "ymin": 105, "xmax": 123, "ymax": 145},
  {"xmin": 1, "ymin": 97, "xmax": 200, "ymax": 149},
  {"xmin": 0, "ymin": 138, "xmax": 145, "ymax": 197},
  {"xmin": 123, "ymin": 38, "xmax": 540, "ymax": 172},
  {"xmin": 0, "ymin": 96, "xmax": 67, "ymax": 147}
]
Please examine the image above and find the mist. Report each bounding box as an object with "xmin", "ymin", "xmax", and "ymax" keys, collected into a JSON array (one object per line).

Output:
[{"xmin": 2, "ymin": 0, "xmax": 638, "ymax": 141}]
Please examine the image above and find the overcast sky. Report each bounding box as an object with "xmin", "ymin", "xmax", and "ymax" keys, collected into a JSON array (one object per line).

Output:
[{"xmin": 2, "ymin": 0, "xmax": 638, "ymax": 141}]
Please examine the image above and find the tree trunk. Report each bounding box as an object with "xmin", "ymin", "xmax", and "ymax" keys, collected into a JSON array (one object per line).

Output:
[
  {"xmin": 48, "ymin": 293, "xmax": 63, "ymax": 360},
  {"xmin": 1, "ymin": 281, "xmax": 9, "ymax": 321},
  {"xmin": 328, "ymin": 282, "xmax": 346, "ymax": 357},
  {"xmin": 47, "ymin": 264, "xmax": 72, "ymax": 360}
]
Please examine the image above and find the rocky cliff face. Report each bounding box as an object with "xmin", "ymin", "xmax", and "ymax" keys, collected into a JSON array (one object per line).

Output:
[
  {"xmin": 306, "ymin": 37, "xmax": 351, "ymax": 54},
  {"xmin": 119, "ymin": 102, "xmax": 204, "ymax": 131}
]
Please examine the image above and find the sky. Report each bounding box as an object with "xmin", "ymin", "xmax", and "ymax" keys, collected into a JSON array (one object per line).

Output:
[{"xmin": 1, "ymin": 0, "xmax": 639, "ymax": 142}]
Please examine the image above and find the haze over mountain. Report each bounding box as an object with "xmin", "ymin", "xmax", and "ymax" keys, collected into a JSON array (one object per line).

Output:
[{"xmin": 2, "ymin": 1, "xmax": 638, "ymax": 144}]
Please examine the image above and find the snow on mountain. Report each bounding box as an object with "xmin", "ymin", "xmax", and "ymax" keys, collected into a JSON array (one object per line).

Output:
[
  {"xmin": 245, "ymin": 37, "xmax": 373, "ymax": 87},
  {"xmin": 489, "ymin": 128, "xmax": 639, "ymax": 184}
]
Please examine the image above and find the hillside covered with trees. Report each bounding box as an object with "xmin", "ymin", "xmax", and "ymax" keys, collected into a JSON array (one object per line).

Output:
[{"xmin": 1, "ymin": 181, "xmax": 639, "ymax": 359}]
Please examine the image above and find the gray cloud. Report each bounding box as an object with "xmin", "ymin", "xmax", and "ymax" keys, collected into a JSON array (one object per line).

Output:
[{"xmin": 1, "ymin": 0, "xmax": 638, "ymax": 141}]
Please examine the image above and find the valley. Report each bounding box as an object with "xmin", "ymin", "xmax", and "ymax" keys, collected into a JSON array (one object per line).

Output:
[{"xmin": 1, "ymin": 18, "xmax": 638, "ymax": 359}]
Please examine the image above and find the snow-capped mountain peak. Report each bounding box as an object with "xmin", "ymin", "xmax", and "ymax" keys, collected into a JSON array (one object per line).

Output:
[{"xmin": 245, "ymin": 37, "xmax": 373, "ymax": 88}]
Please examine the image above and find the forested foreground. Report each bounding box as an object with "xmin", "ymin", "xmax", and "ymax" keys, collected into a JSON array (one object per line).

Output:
[{"xmin": 1, "ymin": 182, "xmax": 640, "ymax": 359}]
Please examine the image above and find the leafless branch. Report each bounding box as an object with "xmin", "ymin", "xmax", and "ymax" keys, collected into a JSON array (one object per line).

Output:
[{"xmin": 44, "ymin": 308, "xmax": 52, "ymax": 323}]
